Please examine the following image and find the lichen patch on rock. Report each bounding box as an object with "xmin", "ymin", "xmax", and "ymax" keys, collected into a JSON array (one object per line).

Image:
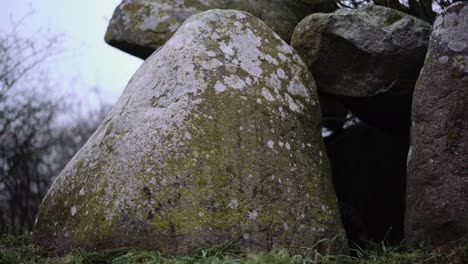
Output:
[{"xmin": 35, "ymin": 9, "xmax": 346, "ymax": 255}]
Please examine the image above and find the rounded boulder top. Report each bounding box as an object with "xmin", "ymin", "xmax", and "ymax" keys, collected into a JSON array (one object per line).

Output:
[
  {"xmin": 104, "ymin": 0, "xmax": 337, "ymax": 59},
  {"xmin": 34, "ymin": 9, "xmax": 347, "ymax": 255}
]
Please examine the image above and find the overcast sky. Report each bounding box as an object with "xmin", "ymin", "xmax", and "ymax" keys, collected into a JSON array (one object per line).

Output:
[{"xmin": 0, "ymin": 0, "xmax": 142, "ymax": 104}]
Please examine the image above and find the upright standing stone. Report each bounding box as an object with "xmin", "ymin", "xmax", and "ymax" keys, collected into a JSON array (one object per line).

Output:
[
  {"xmin": 34, "ymin": 10, "xmax": 347, "ymax": 254},
  {"xmin": 406, "ymin": 2, "xmax": 468, "ymax": 248},
  {"xmin": 105, "ymin": 0, "xmax": 337, "ymax": 59}
]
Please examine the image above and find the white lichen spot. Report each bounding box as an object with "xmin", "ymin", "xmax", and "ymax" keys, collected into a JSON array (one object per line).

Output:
[
  {"xmin": 219, "ymin": 41, "xmax": 235, "ymax": 56},
  {"xmin": 214, "ymin": 81, "xmax": 226, "ymax": 93},
  {"xmin": 79, "ymin": 188, "xmax": 85, "ymax": 196},
  {"xmin": 267, "ymin": 140, "xmax": 275, "ymax": 149},
  {"xmin": 265, "ymin": 54, "xmax": 279, "ymax": 65},
  {"xmin": 287, "ymin": 80, "xmax": 309, "ymax": 99},
  {"xmin": 277, "ymin": 68, "xmax": 286, "ymax": 79},
  {"xmin": 228, "ymin": 199, "xmax": 239, "ymax": 209},
  {"xmin": 203, "ymin": 58, "xmax": 223, "ymax": 69},
  {"xmin": 285, "ymin": 142, "xmax": 291, "ymax": 150},
  {"xmin": 206, "ymin": 51, "xmax": 216, "ymax": 57},
  {"xmin": 248, "ymin": 210, "xmax": 258, "ymax": 220},
  {"xmin": 285, "ymin": 94, "xmax": 301, "ymax": 113},
  {"xmin": 449, "ymin": 41, "xmax": 467, "ymax": 52},
  {"xmin": 235, "ymin": 12, "xmax": 247, "ymax": 19},
  {"xmin": 438, "ymin": 56, "xmax": 449, "ymax": 64},
  {"xmin": 243, "ymin": 233, "xmax": 250, "ymax": 239},
  {"xmin": 283, "ymin": 223, "xmax": 289, "ymax": 230},
  {"xmin": 278, "ymin": 53, "xmax": 287, "ymax": 62},
  {"xmin": 261, "ymin": 88, "xmax": 275, "ymax": 102},
  {"xmin": 198, "ymin": 212, "xmax": 205, "ymax": 217},
  {"xmin": 71, "ymin": 206, "xmax": 77, "ymax": 216},
  {"xmin": 278, "ymin": 107, "xmax": 285, "ymax": 119},
  {"xmin": 278, "ymin": 141, "xmax": 284, "ymax": 147},
  {"xmin": 224, "ymin": 75, "xmax": 246, "ymax": 90},
  {"xmin": 256, "ymin": 98, "xmax": 262, "ymax": 104}
]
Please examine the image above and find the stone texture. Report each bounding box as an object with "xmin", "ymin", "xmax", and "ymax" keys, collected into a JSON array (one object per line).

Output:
[
  {"xmin": 405, "ymin": 2, "xmax": 468, "ymax": 249},
  {"xmin": 291, "ymin": 5, "xmax": 431, "ymax": 137},
  {"xmin": 325, "ymin": 122, "xmax": 408, "ymax": 246},
  {"xmin": 35, "ymin": 10, "xmax": 347, "ymax": 254},
  {"xmin": 105, "ymin": 0, "xmax": 337, "ymax": 59}
]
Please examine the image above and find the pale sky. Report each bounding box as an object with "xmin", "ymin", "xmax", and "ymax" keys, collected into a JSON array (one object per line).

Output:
[{"xmin": 0, "ymin": 0, "xmax": 143, "ymax": 104}]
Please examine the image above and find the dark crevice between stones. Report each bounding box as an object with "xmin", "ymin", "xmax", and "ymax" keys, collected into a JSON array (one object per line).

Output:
[
  {"xmin": 106, "ymin": 39, "xmax": 155, "ymax": 59},
  {"xmin": 321, "ymin": 97, "xmax": 409, "ymax": 250}
]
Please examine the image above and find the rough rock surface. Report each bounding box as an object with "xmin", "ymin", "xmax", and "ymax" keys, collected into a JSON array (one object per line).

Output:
[
  {"xmin": 405, "ymin": 2, "xmax": 468, "ymax": 249},
  {"xmin": 325, "ymin": 122, "xmax": 408, "ymax": 246},
  {"xmin": 291, "ymin": 5, "xmax": 431, "ymax": 137},
  {"xmin": 105, "ymin": 0, "xmax": 337, "ymax": 59},
  {"xmin": 35, "ymin": 10, "xmax": 347, "ymax": 254}
]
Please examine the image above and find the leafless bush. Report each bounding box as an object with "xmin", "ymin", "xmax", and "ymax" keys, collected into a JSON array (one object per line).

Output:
[{"xmin": 0, "ymin": 17, "xmax": 110, "ymax": 235}]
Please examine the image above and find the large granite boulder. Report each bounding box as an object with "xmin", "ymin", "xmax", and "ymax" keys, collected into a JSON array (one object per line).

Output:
[
  {"xmin": 105, "ymin": 0, "xmax": 337, "ymax": 59},
  {"xmin": 405, "ymin": 2, "xmax": 468, "ymax": 249},
  {"xmin": 291, "ymin": 5, "xmax": 431, "ymax": 137},
  {"xmin": 35, "ymin": 10, "xmax": 347, "ymax": 254}
]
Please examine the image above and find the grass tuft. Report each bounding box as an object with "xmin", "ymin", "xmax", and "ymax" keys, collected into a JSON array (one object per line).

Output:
[{"xmin": 0, "ymin": 235, "xmax": 467, "ymax": 264}]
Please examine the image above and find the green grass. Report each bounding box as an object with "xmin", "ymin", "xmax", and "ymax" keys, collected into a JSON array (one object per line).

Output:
[{"xmin": 0, "ymin": 235, "xmax": 467, "ymax": 264}]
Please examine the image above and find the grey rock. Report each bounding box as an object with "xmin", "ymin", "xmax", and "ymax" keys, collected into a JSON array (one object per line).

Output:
[
  {"xmin": 35, "ymin": 10, "xmax": 347, "ymax": 254},
  {"xmin": 291, "ymin": 5, "xmax": 431, "ymax": 137},
  {"xmin": 405, "ymin": 2, "xmax": 468, "ymax": 249},
  {"xmin": 105, "ymin": 0, "xmax": 337, "ymax": 59}
]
